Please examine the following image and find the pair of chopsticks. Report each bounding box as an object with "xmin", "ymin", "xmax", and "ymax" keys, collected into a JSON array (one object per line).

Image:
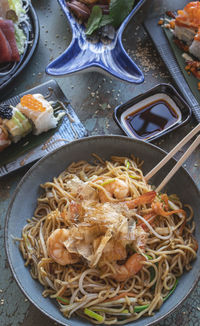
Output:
[{"xmin": 145, "ymin": 124, "xmax": 200, "ymax": 192}]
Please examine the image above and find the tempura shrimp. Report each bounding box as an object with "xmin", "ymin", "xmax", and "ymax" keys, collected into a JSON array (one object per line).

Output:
[
  {"xmin": 47, "ymin": 229, "xmax": 80, "ymax": 265},
  {"xmin": 112, "ymin": 253, "xmax": 146, "ymax": 282},
  {"xmin": 99, "ymin": 178, "xmax": 129, "ymax": 203}
]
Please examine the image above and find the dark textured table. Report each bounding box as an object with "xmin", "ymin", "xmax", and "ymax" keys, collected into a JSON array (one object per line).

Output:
[{"xmin": 0, "ymin": 1, "xmax": 199, "ymax": 325}]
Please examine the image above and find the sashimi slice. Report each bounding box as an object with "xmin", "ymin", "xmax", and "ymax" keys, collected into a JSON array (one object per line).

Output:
[
  {"xmin": 0, "ymin": 0, "xmax": 10, "ymax": 19},
  {"xmin": 0, "ymin": 19, "xmax": 20, "ymax": 62},
  {"xmin": 0, "ymin": 26, "xmax": 12, "ymax": 62}
]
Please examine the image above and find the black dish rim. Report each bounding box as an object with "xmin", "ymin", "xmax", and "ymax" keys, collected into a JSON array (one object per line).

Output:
[
  {"xmin": 4, "ymin": 134, "xmax": 200, "ymax": 326},
  {"xmin": 0, "ymin": 3, "xmax": 40, "ymax": 93},
  {"xmin": 113, "ymin": 83, "xmax": 191, "ymax": 142}
]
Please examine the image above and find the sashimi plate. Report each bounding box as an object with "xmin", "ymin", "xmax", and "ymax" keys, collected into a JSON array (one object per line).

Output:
[
  {"xmin": 0, "ymin": 2, "xmax": 39, "ymax": 95},
  {"xmin": 0, "ymin": 80, "xmax": 87, "ymax": 177}
]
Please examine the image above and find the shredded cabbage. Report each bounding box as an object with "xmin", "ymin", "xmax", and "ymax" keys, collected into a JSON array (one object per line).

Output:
[
  {"xmin": 14, "ymin": 25, "xmax": 26, "ymax": 54},
  {"xmin": 8, "ymin": 0, "xmax": 25, "ymax": 18},
  {"xmin": 7, "ymin": 0, "xmax": 30, "ymax": 55}
]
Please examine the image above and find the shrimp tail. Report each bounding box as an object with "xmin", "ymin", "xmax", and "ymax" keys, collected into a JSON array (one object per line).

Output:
[
  {"xmin": 152, "ymin": 202, "xmax": 186, "ymax": 217},
  {"xmin": 126, "ymin": 191, "xmax": 156, "ymax": 209}
]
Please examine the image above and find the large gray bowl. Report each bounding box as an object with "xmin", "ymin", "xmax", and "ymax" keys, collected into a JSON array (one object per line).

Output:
[{"xmin": 5, "ymin": 136, "xmax": 200, "ymax": 326}]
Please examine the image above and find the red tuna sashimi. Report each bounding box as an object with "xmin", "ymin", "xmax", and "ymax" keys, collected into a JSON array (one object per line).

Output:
[
  {"xmin": 0, "ymin": 27, "xmax": 12, "ymax": 62},
  {"xmin": 0, "ymin": 19, "xmax": 20, "ymax": 62},
  {"xmin": 0, "ymin": 0, "xmax": 10, "ymax": 19}
]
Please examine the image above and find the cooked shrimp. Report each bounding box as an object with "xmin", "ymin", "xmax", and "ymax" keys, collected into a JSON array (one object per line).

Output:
[
  {"xmin": 47, "ymin": 229, "xmax": 80, "ymax": 265},
  {"xmin": 99, "ymin": 178, "xmax": 129, "ymax": 203},
  {"xmin": 152, "ymin": 201, "xmax": 186, "ymax": 217},
  {"xmin": 126, "ymin": 191, "xmax": 156, "ymax": 209},
  {"xmin": 112, "ymin": 253, "xmax": 146, "ymax": 282},
  {"xmin": 61, "ymin": 201, "xmax": 83, "ymax": 224}
]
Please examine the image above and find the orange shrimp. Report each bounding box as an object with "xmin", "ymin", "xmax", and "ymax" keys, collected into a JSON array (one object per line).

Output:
[
  {"xmin": 61, "ymin": 201, "xmax": 83, "ymax": 224},
  {"xmin": 112, "ymin": 253, "xmax": 146, "ymax": 282},
  {"xmin": 47, "ymin": 229, "xmax": 80, "ymax": 265},
  {"xmin": 125, "ymin": 191, "xmax": 156, "ymax": 209},
  {"xmin": 152, "ymin": 202, "xmax": 186, "ymax": 217},
  {"xmin": 138, "ymin": 212, "xmax": 156, "ymax": 231},
  {"xmin": 160, "ymin": 194, "xmax": 169, "ymax": 210},
  {"xmin": 99, "ymin": 178, "xmax": 129, "ymax": 203}
]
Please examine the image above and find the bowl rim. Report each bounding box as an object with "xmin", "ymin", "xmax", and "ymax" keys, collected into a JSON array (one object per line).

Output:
[
  {"xmin": 0, "ymin": 3, "xmax": 40, "ymax": 94},
  {"xmin": 5, "ymin": 135, "xmax": 200, "ymax": 326}
]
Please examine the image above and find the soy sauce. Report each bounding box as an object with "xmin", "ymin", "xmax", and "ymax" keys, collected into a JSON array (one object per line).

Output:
[{"xmin": 125, "ymin": 100, "xmax": 178, "ymax": 140}]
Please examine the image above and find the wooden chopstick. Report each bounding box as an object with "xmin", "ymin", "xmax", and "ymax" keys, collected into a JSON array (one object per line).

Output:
[
  {"xmin": 156, "ymin": 135, "xmax": 200, "ymax": 192},
  {"xmin": 145, "ymin": 124, "xmax": 200, "ymax": 182}
]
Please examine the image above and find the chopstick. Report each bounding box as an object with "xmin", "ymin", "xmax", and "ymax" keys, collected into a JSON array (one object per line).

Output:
[
  {"xmin": 145, "ymin": 124, "xmax": 200, "ymax": 191},
  {"xmin": 156, "ymin": 135, "xmax": 200, "ymax": 192}
]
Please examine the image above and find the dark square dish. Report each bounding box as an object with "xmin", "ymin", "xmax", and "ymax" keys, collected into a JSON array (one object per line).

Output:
[{"xmin": 113, "ymin": 83, "xmax": 191, "ymax": 142}]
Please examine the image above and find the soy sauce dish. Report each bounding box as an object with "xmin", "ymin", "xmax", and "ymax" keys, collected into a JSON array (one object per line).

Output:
[{"xmin": 113, "ymin": 84, "xmax": 191, "ymax": 141}]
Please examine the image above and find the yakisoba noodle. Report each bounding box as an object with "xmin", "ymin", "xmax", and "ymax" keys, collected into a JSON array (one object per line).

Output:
[{"xmin": 19, "ymin": 155, "xmax": 198, "ymax": 324}]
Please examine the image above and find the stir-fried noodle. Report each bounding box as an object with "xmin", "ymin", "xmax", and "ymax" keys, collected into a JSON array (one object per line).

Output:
[{"xmin": 19, "ymin": 155, "xmax": 198, "ymax": 324}]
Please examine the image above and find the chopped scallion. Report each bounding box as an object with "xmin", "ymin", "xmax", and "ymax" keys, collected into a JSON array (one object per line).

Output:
[
  {"xmin": 100, "ymin": 179, "xmax": 115, "ymax": 187},
  {"xmin": 145, "ymin": 254, "xmax": 153, "ymax": 260},
  {"xmin": 134, "ymin": 279, "xmax": 178, "ymax": 313},
  {"xmin": 84, "ymin": 308, "xmax": 104, "ymax": 322},
  {"xmin": 134, "ymin": 304, "xmax": 149, "ymax": 312},
  {"xmin": 163, "ymin": 279, "xmax": 178, "ymax": 302},
  {"xmin": 57, "ymin": 296, "xmax": 69, "ymax": 304},
  {"xmin": 129, "ymin": 175, "xmax": 141, "ymax": 180}
]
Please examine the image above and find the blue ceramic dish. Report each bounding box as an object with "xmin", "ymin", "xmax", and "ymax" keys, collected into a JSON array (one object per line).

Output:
[{"xmin": 46, "ymin": 0, "xmax": 146, "ymax": 83}]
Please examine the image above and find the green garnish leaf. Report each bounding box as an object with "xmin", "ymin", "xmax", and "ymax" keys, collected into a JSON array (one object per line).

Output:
[
  {"xmin": 84, "ymin": 308, "xmax": 104, "ymax": 322},
  {"xmin": 85, "ymin": 6, "xmax": 102, "ymax": 36},
  {"xmin": 99, "ymin": 15, "xmax": 114, "ymax": 28},
  {"xmin": 109, "ymin": 0, "xmax": 135, "ymax": 28},
  {"xmin": 126, "ymin": 161, "xmax": 130, "ymax": 169}
]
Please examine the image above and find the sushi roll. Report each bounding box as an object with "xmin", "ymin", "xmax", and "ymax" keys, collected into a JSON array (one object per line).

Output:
[
  {"xmin": 174, "ymin": 2, "xmax": 200, "ymax": 45},
  {"xmin": 17, "ymin": 94, "xmax": 60, "ymax": 135},
  {"xmin": 0, "ymin": 104, "xmax": 32, "ymax": 143},
  {"xmin": 189, "ymin": 30, "xmax": 200, "ymax": 60},
  {"xmin": 0, "ymin": 125, "xmax": 11, "ymax": 152}
]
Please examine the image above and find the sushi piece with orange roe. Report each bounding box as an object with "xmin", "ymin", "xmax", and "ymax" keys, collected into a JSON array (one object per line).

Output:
[
  {"xmin": 0, "ymin": 104, "xmax": 32, "ymax": 143},
  {"xmin": 17, "ymin": 94, "xmax": 60, "ymax": 135},
  {"xmin": 189, "ymin": 27, "xmax": 200, "ymax": 60},
  {"xmin": 174, "ymin": 2, "xmax": 200, "ymax": 60}
]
